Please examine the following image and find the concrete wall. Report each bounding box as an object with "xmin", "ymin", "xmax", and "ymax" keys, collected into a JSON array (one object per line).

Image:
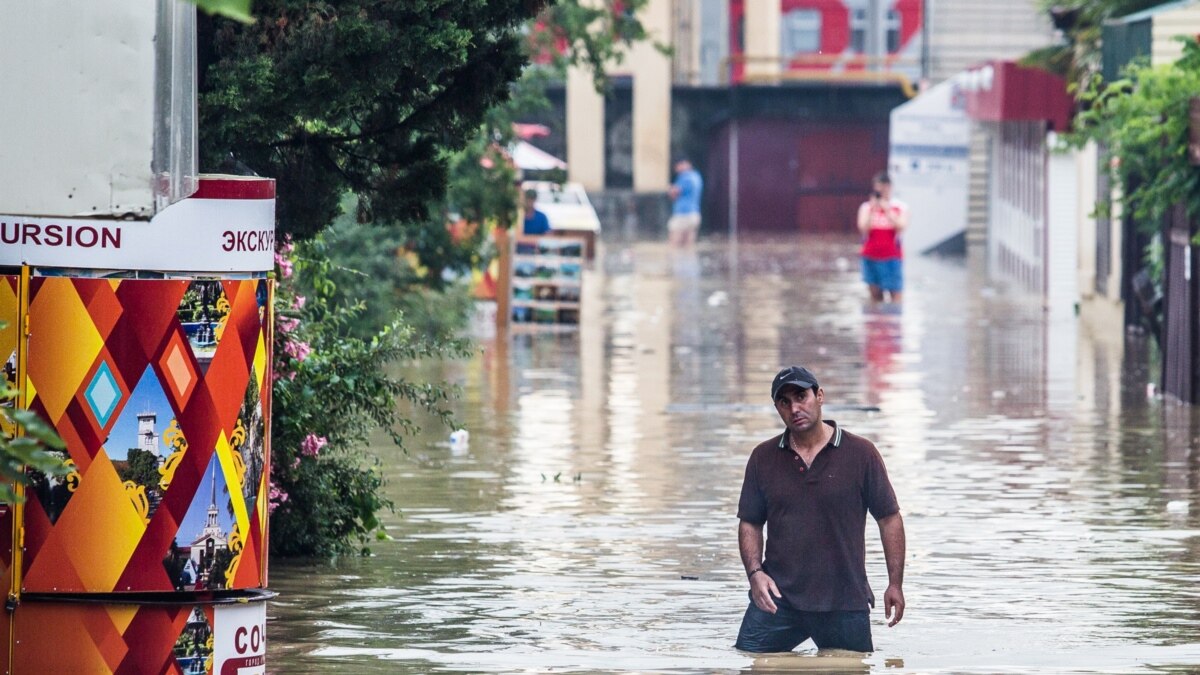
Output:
[
  {"xmin": 0, "ymin": 1, "xmax": 160, "ymax": 218},
  {"xmin": 985, "ymin": 120, "xmax": 1047, "ymax": 294},
  {"xmin": 926, "ymin": 0, "xmax": 1056, "ymax": 83},
  {"xmin": 1074, "ymin": 142, "xmax": 1100, "ymax": 301},
  {"xmin": 631, "ymin": 0, "xmax": 673, "ymax": 192},
  {"xmin": 742, "ymin": 0, "xmax": 782, "ymax": 80},
  {"xmin": 1152, "ymin": 4, "xmax": 1200, "ymax": 65},
  {"xmin": 567, "ymin": 65, "xmax": 606, "ymax": 191},
  {"xmin": 1047, "ymin": 139, "xmax": 1079, "ymax": 317}
]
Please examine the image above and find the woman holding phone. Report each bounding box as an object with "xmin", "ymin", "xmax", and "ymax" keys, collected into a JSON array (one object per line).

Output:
[{"xmin": 856, "ymin": 172, "xmax": 909, "ymax": 304}]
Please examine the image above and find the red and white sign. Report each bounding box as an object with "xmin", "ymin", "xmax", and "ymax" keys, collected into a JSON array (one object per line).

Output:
[
  {"xmin": 0, "ymin": 176, "xmax": 276, "ymax": 272},
  {"xmin": 962, "ymin": 61, "xmax": 1073, "ymax": 132},
  {"xmin": 214, "ymin": 602, "xmax": 268, "ymax": 675}
]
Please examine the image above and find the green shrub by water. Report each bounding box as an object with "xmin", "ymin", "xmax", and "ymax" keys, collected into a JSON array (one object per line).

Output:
[{"xmin": 268, "ymin": 242, "xmax": 470, "ymax": 558}]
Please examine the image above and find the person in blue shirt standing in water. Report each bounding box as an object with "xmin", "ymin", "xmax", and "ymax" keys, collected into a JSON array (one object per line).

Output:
[
  {"xmin": 668, "ymin": 159, "xmax": 703, "ymax": 248},
  {"xmin": 522, "ymin": 188, "xmax": 551, "ymax": 235}
]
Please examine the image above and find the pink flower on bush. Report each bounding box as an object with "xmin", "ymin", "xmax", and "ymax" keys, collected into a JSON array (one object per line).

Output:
[
  {"xmin": 272, "ymin": 368, "xmax": 297, "ymax": 383},
  {"xmin": 277, "ymin": 316, "xmax": 300, "ymax": 333},
  {"xmin": 268, "ymin": 484, "xmax": 289, "ymax": 514},
  {"xmin": 275, "ymin": 254, "xmax": 294, "ymax": 279},
  {"xmin": 283, "ymin": 340, "xmax": 311, "ymax": 362},
  {"xmin": 292, "ymin": 295, "xmax": 306, "ymax": 310},
  {"xmin": 301, "ymin": 434, "xmax": 327, "ymax": 458}
]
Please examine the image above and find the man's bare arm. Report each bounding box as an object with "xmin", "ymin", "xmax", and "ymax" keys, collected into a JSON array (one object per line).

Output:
[
  {"xmin": 739, "ymin": 520, "xmax": 780, "ymax": 613},
  {"xmin": 738, "ymin": 520, "xmax": 764, "ymax": 574},
  {"xmin": 877, "ymin": 512, "xmax": 906, "ymax": 627}
]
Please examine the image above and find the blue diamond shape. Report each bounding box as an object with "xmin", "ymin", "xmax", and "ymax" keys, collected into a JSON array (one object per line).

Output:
[{"xmin": 84, "ymin": 361, "xmax": 121, "ymax": 427}]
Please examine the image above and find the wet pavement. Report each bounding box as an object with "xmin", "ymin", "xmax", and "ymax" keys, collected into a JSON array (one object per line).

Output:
[{"xmin": 267, "ymin": 234, "xmax": 1200, "ymax": 673}]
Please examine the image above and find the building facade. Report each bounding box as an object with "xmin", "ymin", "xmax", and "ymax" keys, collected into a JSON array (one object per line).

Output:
[{"xmin": 563, "ymin": 0, "xmax": 1058, "ymax": 239}]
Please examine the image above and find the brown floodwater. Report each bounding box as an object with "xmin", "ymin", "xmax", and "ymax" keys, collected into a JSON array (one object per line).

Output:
[{"xmin": 266, "ymin": 235, "xmax": 1200, "ymax": 673}]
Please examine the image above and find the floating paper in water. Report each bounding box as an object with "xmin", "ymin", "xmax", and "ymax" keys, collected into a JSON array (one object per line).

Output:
[
  {"xmin": 1167, "ymin": 500, "xmax": 1189, "ymax": 514},
  {"xmin": 449, "ymin": 429, "xmax": 470, "ymax": 451}
]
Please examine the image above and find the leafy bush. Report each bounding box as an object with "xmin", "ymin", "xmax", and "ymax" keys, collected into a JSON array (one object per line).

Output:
[
  {"xmin": 290, "ymin": 195, "xmax": 480, "ymax": 342},
  {"xmin": 0, "ymin": 344, "xmax": 68, "ymax": 503},
  {"xmin": 267, "ymin": 245, "xmax": 469, "ymax": 558},
  {"xmin": 1068, "ymin": 38, "xmax": 1200, "ymax": 231}
]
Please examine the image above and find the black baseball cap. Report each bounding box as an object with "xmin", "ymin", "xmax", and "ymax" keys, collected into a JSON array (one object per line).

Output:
[{"xmin": 771, "ymin": 366, "xmax": 819, "ymax": 401}]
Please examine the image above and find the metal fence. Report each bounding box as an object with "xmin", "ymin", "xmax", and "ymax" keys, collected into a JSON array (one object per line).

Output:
[{"xmin": 1163, "ymin": 207, "xmax": 1197, "ymax": 402}]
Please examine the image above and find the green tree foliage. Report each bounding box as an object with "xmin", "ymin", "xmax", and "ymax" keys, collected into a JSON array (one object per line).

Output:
[
  {"xmin": 0, "ymin": 370, "xmax": 68, "ymax": 504},
  {"xmin": 120, "ymin": 448, "xmax": 162, "ymax": 489},
  {"xmin": 443, "ymin": 1, "xmax": 656, "ymax": 232},
  {"xmin": 1067, "ymin": 38, "xmax": 1200, "ymax": 230},
  {"xmin": 1026, "ymin": 0, "xmax": 1165, "ymax": 82},
  {"xmin": 207, "ymin": 547, "xmax": 236, "ymax": 588},
  {"xmin": 533, "ymin": 2, "xmax": 656, "ymax": 90},
  {"xmin": 198, "ymin": 1, "xmax": 656, "ymax": 242},
  {"xmin": 196, "ymin": 2, "xmax": 659, "ymax": 557},
  {"xmin": 190, "ymin": 0, "xmax": 253, "ymax": 23},
  {"xmin": 198, "ymin": 1, "xmax": 549, "ymax": 241},
  {"xmin": 292, "ymin": 206, "xmax": 477, "ymax": 340}
]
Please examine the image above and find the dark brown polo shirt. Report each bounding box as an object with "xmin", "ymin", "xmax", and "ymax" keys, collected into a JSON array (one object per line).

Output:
[{"xmin": 737, "ymin": 420, "xmax": 899, "ymax": 612}]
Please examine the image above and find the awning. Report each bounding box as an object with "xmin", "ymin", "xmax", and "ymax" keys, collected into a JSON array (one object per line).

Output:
[
  {"xmin": 510, "ymin": 141, "xmax": 567, "ymax": 171},
  {"xmin": 961, "ymin": 61, "xmax": 1073, "ymax": 131}
]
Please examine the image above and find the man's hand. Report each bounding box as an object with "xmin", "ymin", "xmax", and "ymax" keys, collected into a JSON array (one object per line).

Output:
[
  {"xmin": 750, "ymin": 572, "xmax": 782, "ymax": 614},
  {"xmin": 883, "ymin": 583, "xmax": 905, "ymax": 627}
]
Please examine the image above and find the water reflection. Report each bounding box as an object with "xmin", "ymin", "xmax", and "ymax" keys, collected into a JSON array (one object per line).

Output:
[{"xmin": 267, "ymin": 235, "xmax": 1200, "ymax": 674}]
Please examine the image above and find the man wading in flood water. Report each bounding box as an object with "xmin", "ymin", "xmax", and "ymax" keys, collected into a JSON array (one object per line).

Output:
[{"xmin": 735, "ymin": 366, "xmax": 906, "ymax": 653}]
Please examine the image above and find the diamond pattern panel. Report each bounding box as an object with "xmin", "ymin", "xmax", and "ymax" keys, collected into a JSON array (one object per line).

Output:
[
  {"xmin": 6, "ymin": 598, "xmax": 257, "ymax": 673},
  {"xmin": 84, "ymin": 360, "xmax": 122, "ymax": 428},
  {"xmin": 20, "ymin": 277, "xmax": 273, "ymax": 594}
]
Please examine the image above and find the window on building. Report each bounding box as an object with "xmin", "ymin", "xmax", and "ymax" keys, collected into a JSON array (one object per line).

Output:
[
  {"xmin": 850, "ymin": 8, "xmax": 866, "ymax": 53},
  {"xmin": 886, "ymin": 10, "xmax": 901, "ymax": 53},
  {"xmin": 782, "ymin": 9, "xmax": 822, "ymax": 56},
  {"xmin": 850, "ymin": 8, "xmax": 905, "ymax": 54}
]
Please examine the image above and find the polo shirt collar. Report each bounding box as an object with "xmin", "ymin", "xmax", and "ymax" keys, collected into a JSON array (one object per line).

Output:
[{"xmin": 778, "ymin": 419, "xmax": 842, "ymax": 451}]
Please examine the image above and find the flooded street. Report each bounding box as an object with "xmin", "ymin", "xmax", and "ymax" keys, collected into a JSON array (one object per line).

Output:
[{"xmin": 268, "ymin": 234, "xmax": 1200, "ymax": 674}]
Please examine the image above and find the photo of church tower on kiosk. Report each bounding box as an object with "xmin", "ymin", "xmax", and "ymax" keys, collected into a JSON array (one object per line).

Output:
[
  {"xmin": 138, "ymin": 411, "xmax": 160, "ymax": 455},
  {"xmin": 189, "ymin": 460, "xmax": 233, "ymax": 591},
  {"xmin": 161, "ymin": 455, "xmax": 239, "ymax": 593}
]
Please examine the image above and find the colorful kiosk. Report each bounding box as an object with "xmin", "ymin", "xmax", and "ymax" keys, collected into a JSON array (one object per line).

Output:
[{"xmin": 0, "ymin": 176, "xmax": 276, "ymax": 673}]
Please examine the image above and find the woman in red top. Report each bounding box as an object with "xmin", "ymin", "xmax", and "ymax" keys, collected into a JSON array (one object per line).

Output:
[{"xmin": 856, "ymin": 173, "xmax": 909, "ymax": 303}]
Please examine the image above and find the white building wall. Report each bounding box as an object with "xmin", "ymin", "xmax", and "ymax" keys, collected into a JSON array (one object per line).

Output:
[
  {"xmin": 987, "ymin": 121, "xmax": 1046, "ymax": 294},
  {"xmin": 1046, "ymin": 141, "xmax": 1079, "ymax": 317},
  {"xmin": 1046, "ymin": 146, "xmax": 1079, "ymax": 412},
  {"xmin": 927, "ymin": 0, "xmax": 1056, "ymax": 83},
  {"xmin": 1152, "ymin": 4, "xmax": 1200, "ymax": 65},
  {"xmin": 567, "ymin": 65, "xmax": 606, "ymax": 191},
  {"xmin": 0, "ymin": 2, "xmax": 159, "ymax": 218},
  {"xmin": 1073, "ymin": 142, "xmax": 1099, "ymax": 300},
  {"xmin": 888, "ymin": 75, "xmax": 971, "ymax": 254},
  {"xmin": 632, "ymin": 0, "xmax": 673, "ymax": 191}
]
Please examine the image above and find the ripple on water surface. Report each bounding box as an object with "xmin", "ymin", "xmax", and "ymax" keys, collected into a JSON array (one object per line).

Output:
[{"xmin": 269, "ymin": 237, "xmax": 1200, "ymax": 674}]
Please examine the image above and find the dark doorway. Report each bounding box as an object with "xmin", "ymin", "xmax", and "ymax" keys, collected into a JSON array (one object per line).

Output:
[{"xmin": 706, "ymin": 118, "xmax": 889, "ymax": 233}]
